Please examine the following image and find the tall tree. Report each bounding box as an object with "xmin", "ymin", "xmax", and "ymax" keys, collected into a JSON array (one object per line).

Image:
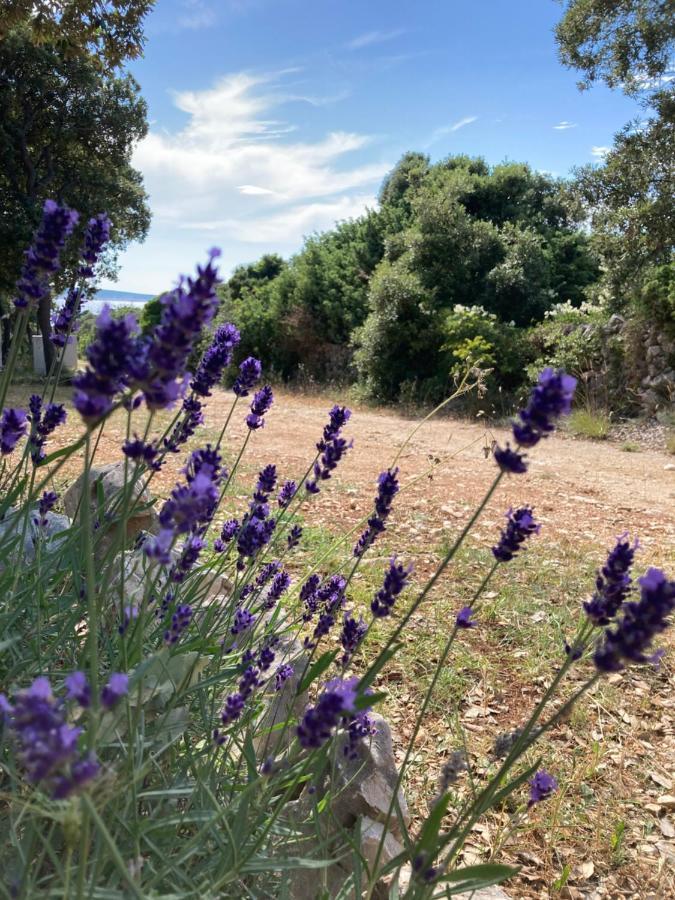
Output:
[
  {"xmin": 555, "ymin": 0, "xmax": 675, "ymax": 95},
  {"xmin": 556, "ymin": 0, "xmax": 675, "ymax": 302},
  {"xmin": 0, "ymin": 27, "xmax": 150, "ymax": 368},
  {"xmin": 1, "ymin": 1, "xmax": 155, "ymax": 68}
]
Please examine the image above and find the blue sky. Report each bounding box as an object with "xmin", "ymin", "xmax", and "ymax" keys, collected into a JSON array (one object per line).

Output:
[{"xmin": 105, "ymin": 0, "xmax": 641, "ymax": 293}]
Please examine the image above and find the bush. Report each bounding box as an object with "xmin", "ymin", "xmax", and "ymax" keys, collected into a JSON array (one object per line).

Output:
[{"xmin": 0, "ymin": 201, "xmax": 672, "ymax": 897}]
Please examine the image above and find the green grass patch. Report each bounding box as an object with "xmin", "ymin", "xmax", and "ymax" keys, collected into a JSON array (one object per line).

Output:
[{"xmin": 568, "ymin": 408, "xmax": 612, "ymax": 440}]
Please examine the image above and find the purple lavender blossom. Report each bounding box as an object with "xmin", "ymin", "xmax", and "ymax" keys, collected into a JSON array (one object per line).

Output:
[
  {"xmin": 27, "ymin": 395, "xmax": 67, "ymax": 463},
  {"xmin": 274, "ymin": 663, "xmax": 294, "ymax": 691},
  {"xmin": 122, "ymin": 436, "xmax": 159, "ymax": 469},
  {"xmin": 72, "ymin": 306, "xmax": 140, "ymax": 422},
  {"xmin": 100, "ymin": 673, "xmax": 129, "ymax": 709},
  {"xmin": 232, "ymin": 356, "xmax": 262, "ymax": 397},
  {"xmin": 319, "ymin": 405, "xmax": 351, "ymax": 449},
  {"xmin": 214, "ymin": 518, "xmax": 240, "ymax": 553},
  {"xmin": 0, "ymin": 408, "xmax": 28, "ymax": 454},
  {"xmin": 52, "ymin": 213, "xmax": 112, "ymax": 347},
  {"xmin": 156, "ymin": 467, "xmax": 219, "ymax": 540},
  {"xmin": 263, "ymin": 570, "xmax": 292, "ymax": 610},
  {"xmin": 79, "ymin": 213, "xmax": 112, "ymax": 278},
  {"xmin": 528, "ymin": 770, "xmax": 558, "ymax": 806},
  {"xmin": 164, "ymin": 605, "xmax": 193, "ymax": 645},
  {"xmin": 593, "ymin": 567, "xmax": 675, "ymax": 672},
  {"xmin": 52, "ymin": 287, "xmax": 83, "ymax": 348},
  {"xmin": 304, "ymin": 575, "xmax": 348, "ymax": 647},
  {"xmin": 512, "ymin": 368, "xmax": 577, "ymax": 448},
  {"xmin": 64, "ymin": 671, "xmax": 91, "ymax": 708},
  {"xmin": 255, "ymin": 560, "xmax": 281, "ymax": 587},
  {"xmin": 306, "ymin": 405, "xmax": 353, "ymax": 493},
  {"xmin": 306, "ymin": 437, "xmax": 352, "ymax": 494},
  {"xmin": 455, "ymin": 606, "xmax": 476, "ymax": 629},
  {"xmin": 13, "ymin": 201, "xmax": 78, "ymax": 310},
  {"xmin": 492, "ymin": 507, "xmax": 540, "ymax": 563},
  {"xmin": 371, "ymin": 557, "xmax": 412, "ymax": 617},
  {"xmin": 191, "ymin": 323, "xmax": 240, "ymax": 397},
  {"xmin": 0, "ymin": 676, "xmax": 99, "ymax": 798},
  {"xmin": 494, "ymin": 368, "xmax": 576, "ymax": 473},
  {"xmin": 218, "ymin": 693, "xmax": 246, "ymax": 729},
  {"xmin": 584, "ymin": 535, "xmax": 638, "ymax": 626},
  {"xmin": 297, "ymin": 676, "xmax": 359, "ymax": 749},
  {"xmin": 118, "ymin": 605, "xmax": 139, "ymax": 636},
  {"xmin": 35, "ymin": 490, "xmax": 59, "ymax": 527},
  {"xmin": 287, "ymin": 524, "xmax": 303, "ymax": 550},
  {"xmin": 277, "ymin": 480, "xmax": 297, "ymax": 508},
  {"xmin": 131, "ymin": 251, "xmax": 222, "ymax": 409},
  {"xmin": 231, "ymin": 608, "xmax": 256, "ymax": 636},
  {"xmin": 171, "ymin": 535, "xmax": 206, "ymax": 583},
  {"xmin": 300, "ymin": 574, "xmax": 322, "ymax": 621},
  {"xmin": 246, "ymin": 385, "xmax": 274, "ymax": 430},
  {"xmin": 494, "ymin": 443, "xmax": 528, "ymax": 475},
  {"xmin": 344, "ymin": 710, "xmax": 376, "ymax": 760},
  {"xmin": 340, "ymin": 613, "xmax": 367, "ymax": 665},
  {"xmin": 258, "ymin": 644, "xmax": 276, "ymax": 671},
  {"xmin": 165, "ymin": 396, "xmax": 204, "ymax": 453},
  {"xmin": 236, "ymin": 515, "xmax": 276, "ymax": 569},
  {"xmin": 354, "ymin": 468, "xmax": 399, "ymax": 557}
]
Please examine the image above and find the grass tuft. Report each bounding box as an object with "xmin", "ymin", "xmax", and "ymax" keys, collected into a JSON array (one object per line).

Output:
[{"xmin": 568, "ymin": 408, "xmax": 611, "ymax": 440}]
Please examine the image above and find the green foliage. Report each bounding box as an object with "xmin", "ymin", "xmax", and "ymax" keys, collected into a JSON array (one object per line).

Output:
[
  {"xmin": 573, "ymin": 92, "xmax": 674, "ymax": 303},
  {"xmin": 555, "ymin": 0, "xmax": 675, "ymax": 95},
  {"xmin": 636, "ymin": 262, "xmax": 675, "ymax": 328},
  {"xmin": 442, "ymin": 305, "xmax": 530, "ymax": 388},
  {"xmin": 206, "ymin": 155, "xmax": 599, "ymax": 403},
  {"xmin": 1, "ymin": 1, "xmax": 155, "ymax": 67},
  {"xmin": 139, "ymin": 294, "xmax": 164, "ymax": 334},
  {"xmin": 356, "ymin": 156, "xmax": 598, "ymax": 402}
]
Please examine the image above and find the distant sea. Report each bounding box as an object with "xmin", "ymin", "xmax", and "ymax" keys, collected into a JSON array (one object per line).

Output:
[{"xmin": 85, "ymin": 288, "xmax": 154, "ymax": 314}]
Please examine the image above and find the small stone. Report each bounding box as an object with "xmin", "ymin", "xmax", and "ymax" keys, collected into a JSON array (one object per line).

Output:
[{"xmin": 63, "ymin": 461, "xmax": 159, "ymax": 559}]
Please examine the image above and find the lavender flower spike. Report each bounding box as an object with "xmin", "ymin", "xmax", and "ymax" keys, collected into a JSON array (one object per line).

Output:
[
  {"xmin": 0, "ymin": 676, "xmax": 99, "ymax": 798},
  {"xmin": 584, "ymin": 534, "xmax": 638, "ymax": 625},
  {"xmin": 14, "ymin": 200, "xmax": 79, "ymax": 310},
  {"xmin": 0, "ymin": 408, "xmax": 28, "ymax": 455},
  {"xmin": 593, "ymin": 567, "xmax": 675, "ymax": 672},
  {"xmin": 494, "ymin": 368, "xmax": 576, "ymax": 474},
  {"xmin": 492, "ymin": 507, "xmax": 540, "ymax": 562}
]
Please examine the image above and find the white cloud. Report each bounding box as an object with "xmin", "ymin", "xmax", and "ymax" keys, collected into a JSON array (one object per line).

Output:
[
  {"xmin": 591, "ymin": 145, "xmax": 610, "ymax": 159},
  {"xmin": 425, "ymin": 116, "xmax": 478, "ymax": 146},
  {"xmin": 114, "ymin": 70, "xmax": 389, "ymax": 290},
  {"xmin": 347, "ymin": 29, "xmax": 406, "ymax": 50},
  {"xmin": 177, "ymin": 0, "xmax": 217, "ymax": 30},
  {"xmin": 553, "ymin": 121, "xmax": 577, "ymax": 130}
]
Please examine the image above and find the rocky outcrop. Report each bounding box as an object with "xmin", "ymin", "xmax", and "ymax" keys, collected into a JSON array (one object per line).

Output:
[{"xmin": 639, "ymin": 322, "xmax": 675, "ymax": 416}]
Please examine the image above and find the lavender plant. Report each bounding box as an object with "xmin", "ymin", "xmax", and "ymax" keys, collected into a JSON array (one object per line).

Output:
[{"xmin": 0, "ymin": 201, "xmax": 672, "ymax": 899}]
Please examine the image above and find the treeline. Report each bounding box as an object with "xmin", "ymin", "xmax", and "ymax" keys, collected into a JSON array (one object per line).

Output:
[{"xmin": 208, "ymin": 155, "xmax": 600, "ymax": 406}]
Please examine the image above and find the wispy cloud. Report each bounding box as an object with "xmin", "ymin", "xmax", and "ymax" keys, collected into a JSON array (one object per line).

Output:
[
  {"xmin": 591, "ymin": 145, "xmax": 610, "ymax": 159},
  {"xmin": 553, "ymin": 120, "xmax": 577, "ymax": 130},
  {"xmin": 346, "ymin": 28, "xmax": 406, "ymax": 50},
  {"xmin": 177, "ymin": 0, "xmax": 217, "ymax": 30},
  {"xmin": 425, "ymin": 116, "xmax": 478, "ymax": 147},
  {"xmin": 133, "ymin": 70, "xmax": 389, "ymax": 243}
]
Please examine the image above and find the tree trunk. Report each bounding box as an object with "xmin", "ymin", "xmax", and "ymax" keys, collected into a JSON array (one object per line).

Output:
[{"xmin": 38, "ymin": 295, "xmax": 55, "ymax": 374}]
